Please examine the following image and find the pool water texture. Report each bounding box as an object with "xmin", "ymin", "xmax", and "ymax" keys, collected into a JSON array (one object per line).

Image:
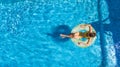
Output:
[{"xmin": 0, "ymin": 0, "xmax": 119, "ymax": 67}]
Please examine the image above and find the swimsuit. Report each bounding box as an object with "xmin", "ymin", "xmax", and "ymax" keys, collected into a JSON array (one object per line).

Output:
[
  {"xmin": 70, "ymin": 32, "xmax": 90, "ymax": 39},
  {"xmin": 79, "ymin": 32, "xmax": 90, "ymax": 38}
]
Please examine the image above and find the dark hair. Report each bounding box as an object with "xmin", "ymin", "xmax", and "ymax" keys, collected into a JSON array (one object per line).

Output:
[{"xmin": 88, "ymin": 32, "xmax": 96, "ymax": 37}]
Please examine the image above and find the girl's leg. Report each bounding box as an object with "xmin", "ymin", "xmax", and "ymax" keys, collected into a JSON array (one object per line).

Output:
[{"xmin": 60, "ymin": 34, "xmax": 70, "ymax": 38}]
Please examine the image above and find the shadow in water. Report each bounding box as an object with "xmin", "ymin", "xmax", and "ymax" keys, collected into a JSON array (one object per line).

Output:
[
  {"xmin": 104, "ymin": 0, "xmax": 120, "ymax": 66},
  {"xmin": 90, "ymin": 0, "xmax": 107, "ymax": 66},
  {"xmin": 89, "ymin": 0, "xmax": 120, "ymax": 66},
  {"xmin": 46, "ymin": 25, "xmax": 71, "ymax": 43}
]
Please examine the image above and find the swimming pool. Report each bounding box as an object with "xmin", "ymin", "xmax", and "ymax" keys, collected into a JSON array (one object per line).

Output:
[{"xmin": 0, "ymin": 0, "xmax": 119, "ymax": 67}]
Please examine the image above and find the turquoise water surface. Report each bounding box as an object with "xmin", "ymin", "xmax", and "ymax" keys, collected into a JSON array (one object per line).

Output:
[{"xmin": 0, "ymin": 0, "xmax": 117, "ymax": 67}]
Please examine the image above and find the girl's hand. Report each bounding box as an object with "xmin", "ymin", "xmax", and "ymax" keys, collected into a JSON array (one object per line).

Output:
[
  {"xmin": 86, "ymin": 24, "xmax": 91, "ymax": 27},
  {"xmin": 78, "ymin": 42, "xmax": 85, "ymax": 45}
]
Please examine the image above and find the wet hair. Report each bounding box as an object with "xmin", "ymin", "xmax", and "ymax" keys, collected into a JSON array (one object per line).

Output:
[{"xmin": 88, "ymin": 32, "xmax": 96, "ymax": 37}]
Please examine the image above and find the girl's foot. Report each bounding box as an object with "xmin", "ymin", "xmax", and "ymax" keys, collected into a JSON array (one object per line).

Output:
[{"xmin": 60, "ymin": 34, "xmax": 66, "ymax": 38}]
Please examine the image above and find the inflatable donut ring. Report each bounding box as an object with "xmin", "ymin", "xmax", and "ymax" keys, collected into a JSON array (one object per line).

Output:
[{"xmin": 71, "ymin": 24, "xmax": 96, "ymax": 48}]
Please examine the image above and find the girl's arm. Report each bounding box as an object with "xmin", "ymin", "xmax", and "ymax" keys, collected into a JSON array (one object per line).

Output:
[
  {"xmin": 88, "ymin": 25, "xmax": 92, "ymax": 33},
  {"xmin": 80, "ymin": 24, "xmax": 92, "ymax": 33},
  {"xmin": 86, "ymin": 38, "xmax": 92, "ymax": 45}
]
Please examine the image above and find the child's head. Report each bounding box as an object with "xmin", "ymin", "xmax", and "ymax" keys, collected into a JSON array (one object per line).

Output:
[{"xmin": 88, "ymin": 32, "xmax": 96, "ymax": 37}]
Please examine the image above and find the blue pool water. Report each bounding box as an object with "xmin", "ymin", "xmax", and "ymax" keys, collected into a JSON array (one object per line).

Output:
[{"xmin": 0, "ymin": 0, "xmax": 120, "ymax": 67}]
